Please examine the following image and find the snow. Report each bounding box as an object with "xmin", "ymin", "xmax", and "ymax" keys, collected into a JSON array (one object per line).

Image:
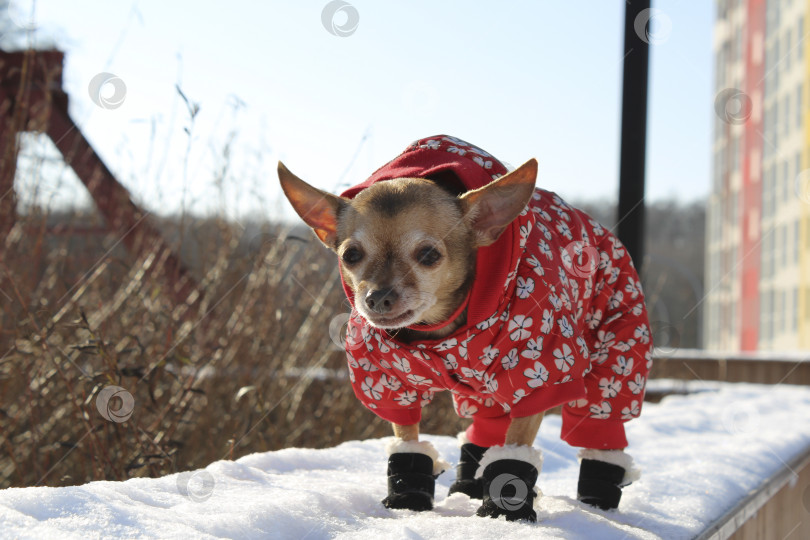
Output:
[
  {"xmin": 655, "ymin": 348, "xmax": 810, "ymax": 362},
  {"xmin": 3, "ymin": 382, "xmax": 810, "ymax": 540}
]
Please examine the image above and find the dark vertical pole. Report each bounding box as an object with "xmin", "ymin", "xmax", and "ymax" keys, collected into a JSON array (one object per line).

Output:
[{"xmin": 617, "ymin": 0, "xmax": 651, "ymax": 277}]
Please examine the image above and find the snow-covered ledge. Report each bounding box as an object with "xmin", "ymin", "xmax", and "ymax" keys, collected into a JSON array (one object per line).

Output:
[
  {"xmin": 696, "ymin": 445, "xmax": 810, "ymax": 540},
  {"xmin": 1, "ymin": 382, "xmax": 810, "ymax": 539}
]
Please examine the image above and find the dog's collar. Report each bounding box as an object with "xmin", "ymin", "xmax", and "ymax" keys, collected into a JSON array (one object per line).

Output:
[{"xmin": 406, "ymin": 289, "xmax": 471, "ymax": 332}]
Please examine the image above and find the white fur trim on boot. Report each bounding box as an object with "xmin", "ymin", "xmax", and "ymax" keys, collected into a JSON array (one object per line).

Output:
[
  {"xmin": 578, "ymin": 449, "xmax": 641, "ymax": 486},
  {"xmin": 474, "ymin": 444, "xmax": 543, "ymax": 478},
  {"xmin": 386, "ymin": 438, "xmax": 449, "ymax": 476},
  {"xmin": 456, "ymin": 431, "xmax": 471, "ymax": 446}
]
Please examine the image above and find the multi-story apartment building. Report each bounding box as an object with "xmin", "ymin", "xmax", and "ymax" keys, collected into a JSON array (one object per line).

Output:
[{"xmin": 707, "ymin": 0, "xmax": 809, "ymax": 351}]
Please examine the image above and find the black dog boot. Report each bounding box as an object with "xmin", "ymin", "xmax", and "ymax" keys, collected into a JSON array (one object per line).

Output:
[
  {"xmin": 381, "ymin": 439, "xmax": 448, "ymax": 511},
  {"xmin": 577, "ymin": 449, "xmax": 640, "ymax": 510},
  {"xmin": 448, "ymin": 433, "xmax": 489, "ymax": 499},
  {"xmin": 475, "ymin": 445, "xmax": 543, "ymax": 522}
]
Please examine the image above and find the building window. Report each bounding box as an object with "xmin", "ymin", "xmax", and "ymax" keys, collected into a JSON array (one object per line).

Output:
[
  {"xmin": 787, "ymin": 220, "xmax": 794, "ymax": 267},
  {"xmin": 760, "ymin": 227, "xmax": 769, "ymax": 278},
  {"xmin": 762, "ymin": 166, "xmax": 770, "ymax": 220},
  {"xmin": 799, "ymin": 83, "xmax": 804, "ymax": 130},
  {"xmin": 793, "ymin": 287, "xmax": 799, "ymax": 332},
  {"xmin": 768, "ymin": 226, "xmax": 776, "ymax": 278},
  {"xmin": 804, "ymin": 287, "xmax": 810, "ymax": 320},
  {"xmin": 716, "ymin": 49, "xmax": 724, "ymax": 90},
  {"xmin": 713, "ymin": 149, "xmax": 720, "ymax": 192},
  {"xmin": 795, "ymin": 220, "xmax": 800, "ymax": 264},
  {"xmin": 758, "ymin": 297, "xmax": 763, "ymax": 344},
  {"xmin": 800, "ymin": 17, "xmax": 805, "ymax": 60},
  {"xmin": 713, "ymin": 154, "xmax": 721, "ymax": 193},
  {"xmin": 772, "ymin": 291, "xmax": 785, "ymax": 337},
  {"xmin": 715, "ymin": 116, "xmax": 724, "ymax": 145},
  {"xmin": 778, "ymin": 289, "xmax": 786, "ymax": 336},
  {"xmin": 731, "ymin": 137, "xmax": 740, "ymax": 172},
  {"xmin": 764, "ymin": 46, "xmax": 771, "ymax": 98},
  {"xmin": 731, "ymin": 299, "xmax": 738, "ymax": 337},
  {"xmin": 781, "ymin": 223, "xmax": 788, "ymax": 268},
  {"xmin": 729, "ymin": 196, "xmax": 737, "ymax": 230},
  {"xmin": 771, "ymin": 164, "xmax": 778, "ymax": 216},
  {"xmin": 763, "ymin": 105, "xmax": 770, "ymax": 157},
  {"xmin": 765, "ymin": 1, "xmax": 772, "ymax": 36},
  {"xmin": 771, "ymin": 163, "xmax": 778, "ymax": 216}
]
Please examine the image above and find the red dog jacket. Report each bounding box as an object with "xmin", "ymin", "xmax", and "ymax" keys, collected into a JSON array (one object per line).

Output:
[{"xmin": 340, "ymin": 135, "xmax": 651, "ymax": 450}]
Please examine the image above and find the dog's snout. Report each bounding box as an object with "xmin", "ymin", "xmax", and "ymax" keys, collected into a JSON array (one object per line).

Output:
[{"xmin": 365, "ymin": 288, "xmax": 399, "ymax": 314}]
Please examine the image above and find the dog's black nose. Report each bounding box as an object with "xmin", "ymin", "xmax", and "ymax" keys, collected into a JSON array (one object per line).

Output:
[{"xmin": 365, "ymin": 288, "xmax": 399, "ymax": 314}]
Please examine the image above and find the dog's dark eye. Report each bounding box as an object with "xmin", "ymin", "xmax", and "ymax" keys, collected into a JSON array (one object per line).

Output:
[
  {"xmin": 342, "ymin": 247, "xmax": 364, "ymax": 265},
  {"xmin": 416, "ymin": 246, "xmax": 441, "ymax": 267}
]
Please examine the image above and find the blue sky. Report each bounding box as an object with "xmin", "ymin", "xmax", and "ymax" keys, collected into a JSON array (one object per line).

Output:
[{"xmin": 8, "ymin": 0, "xmax": 714, "ymax": 218}]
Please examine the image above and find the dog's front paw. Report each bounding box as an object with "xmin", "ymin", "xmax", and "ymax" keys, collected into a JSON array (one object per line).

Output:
[
  {"xmin": 381, "ymin": 491, "xmax": 433, "ymax": 511},
  {"xmin": 448, "ymin": 478, "xmax": 484, "ymax": 499},
  {"xmin": 475, "ymin": 495, "xmax": 537, "ymax": 522},
  {"xmin": 381, "ymin": 454, "xmax": 436, "ymax": 511},
  {"xmin": 475, "ymin": 445, "xmax": 542, "ymax": 522},
  {"xmin": 382, "ymin": 440, "xmax": 445, "ymax": 512},
  {"xmin": 448, "ymin": 439, "xmax": 488, "ymax": 500},
  {"xmin": 576, "ymin": 449, "xmax": 640, "ymax": 511},
  {"xmin": 577, "ymin": 459, "xmax": 624, "ymax": 510}
]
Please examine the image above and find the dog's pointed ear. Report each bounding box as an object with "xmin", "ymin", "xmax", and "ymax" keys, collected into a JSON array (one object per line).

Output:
[
  {"xmin": 277, "ymin": 161, "xmax": 344, "ymax": 249},
  {"xmin": 459, "ymin": 158, "xmax": 538, "ymax": 247}
]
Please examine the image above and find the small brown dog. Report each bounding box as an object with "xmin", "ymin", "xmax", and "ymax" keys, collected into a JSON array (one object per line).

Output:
[{"xmin": 278, "ymin": 135, "xmax": 650, "ymax": 521}]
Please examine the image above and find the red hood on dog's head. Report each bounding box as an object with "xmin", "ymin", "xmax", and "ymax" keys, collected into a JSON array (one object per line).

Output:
[{"xmin": 339, "ymin": 135, "xmax": 527, "ymax": 331}]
